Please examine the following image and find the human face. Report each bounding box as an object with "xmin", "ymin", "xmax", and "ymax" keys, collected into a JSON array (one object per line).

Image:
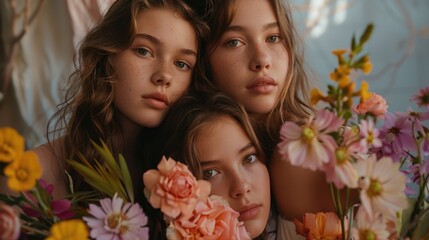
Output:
[
  {"xmin": 194, "ymin": 116, "xmax": 271, "ymax": 238},
  {"xmin": 112, "ymin": 8, "xmax": 198, "ymax": 129},
  {"xmin": 209, "ymin": 0, "xmax": 288, "ymax": 114}
]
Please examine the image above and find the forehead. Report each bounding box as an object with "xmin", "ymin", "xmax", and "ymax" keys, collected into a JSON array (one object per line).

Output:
[
  {"xmin": 135, "ymin": 7, "xmax": 198, "ymax": 49},
  {"xmin": 194, "ymin": 116, "xmax": 249, "ymax": 155},
  {"xmin": 231, "ymin": 0, "xmax": 277, "ymax": 25}
]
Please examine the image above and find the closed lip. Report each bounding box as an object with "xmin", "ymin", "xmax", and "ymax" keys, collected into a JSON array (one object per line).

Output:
[
  {"xmin": 238, "ymin": 203, "xmax": 262, "ymax": 221},
  {"xmin": 246, "ymin": 76, "xmax": 277, "ymax": 89},
  {"xmin": 142, "ymin": 92, "xmax": 169, "ymax": 105}
]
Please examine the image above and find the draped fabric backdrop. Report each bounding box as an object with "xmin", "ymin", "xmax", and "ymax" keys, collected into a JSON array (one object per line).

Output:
[{"xmin": 0, "ymin": 0, "xmax": 428, "ymax": 148}]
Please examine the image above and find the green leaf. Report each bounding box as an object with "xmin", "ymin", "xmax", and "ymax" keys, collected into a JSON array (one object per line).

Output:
[
  {"xmin": 119, "ymin": 153, "xmax": 134, "ymax": 203},
  {"xmin": 67, "ymin": 139, "xmax": 135, "ymax": 203},
  {"xmin": 91, "ymin": 140, "xmax": 122, "ymax": 177},
  {"xmin": 351, "ymin": 34, "xmax": 356, "ymax": 51},
  {"xmin": 359, "ymin": 23, "xmax": 374, "ymax": 45}
]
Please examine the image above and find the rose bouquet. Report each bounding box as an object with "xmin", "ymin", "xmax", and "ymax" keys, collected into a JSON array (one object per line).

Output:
[
  {"xmin": 278, "ymin": 23, "xmax": 429, "ymax": 239},
  {"xmin": 143, "ymin": 156, "xmax": 251, "ymax": 240}
]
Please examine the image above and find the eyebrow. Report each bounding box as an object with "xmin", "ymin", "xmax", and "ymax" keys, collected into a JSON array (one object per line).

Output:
[
  {"xmin": 135, "ymin": 33, "xmax": 197, "ymax": 57},
  {"xmin": 199, "ymin": 142, "xmax": 254, "ymax": 167},
  {"xmin": 225, "ymin": 22, "xmax": 279, "ymax": 33}
]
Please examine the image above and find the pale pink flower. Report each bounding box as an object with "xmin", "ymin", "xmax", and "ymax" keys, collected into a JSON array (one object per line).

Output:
[
  {"xmin": 355, "ymin": 155, "xmax": 408, "ymax": 220},
  {"xmin": 278, "ymin": 109, "xmax": 343, "ymax": 171},
  {"xmin": 323, "ymin": 126, "xmax": 361, "ymax": 188},
  {"xmin": 166, "ymin": 195, "xmax": 251, "ymax": 240},
  {"xmin": 293, "ymin": 212, "xmax": 346, "ymax": 239},
  {"xmin": 355, "ymin": 92, "xmax": 388, "ymax": 119},
  {"xmin": 359, "ymin": 119, "xmax": 382, "ymax": 151},
  {"xmin": 143, "ymin": 156, "xmax": 211, "ymax": 220},
  {"xmin": 411, "ymin": 86, "xmax": 429, "ymax": 110},
  {"xmin": 83, "ymin": 193, "xmax": 148, "ymax": 240},
  {"xmin": 351, "ymin": 207, "xmax": 389, "ymax": 240},
  {"xmin": 0, "ymin": 203, "xmax": 20, "ymax": 240}
]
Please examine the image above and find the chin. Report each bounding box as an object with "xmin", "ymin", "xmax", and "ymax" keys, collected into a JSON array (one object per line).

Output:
[{"xmin": 244, "ymin": 221, "xmax": 265, "ymax": 239}]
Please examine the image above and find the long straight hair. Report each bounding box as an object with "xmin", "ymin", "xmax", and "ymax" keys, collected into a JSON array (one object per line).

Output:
[{"xmin": 194, "ymin": 0, "xmax": 315, "ymax": 151}]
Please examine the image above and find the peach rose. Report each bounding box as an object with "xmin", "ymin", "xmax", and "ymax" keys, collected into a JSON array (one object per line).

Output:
[
  {"xmin": 355, "ymin": 92, "xmax": 388, "ymax": 119},
  {"xmin": 0, "ymin": 203, "xmax": 21, "ymax": 240},
  {"xmin": 167, "ymin": 196, "xmax": 251, "ymax": 240},
  {"xmin": 293, "ymin": 212, "xmax": 346, "ymax": 240},
  {"xmin": 143, "ymin": 156, "xmax": 211, "ymax": 220}
]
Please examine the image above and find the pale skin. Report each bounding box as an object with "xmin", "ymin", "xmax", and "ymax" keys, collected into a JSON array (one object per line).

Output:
[
  {"xmin": 1, "ymin": 7, "xmax": 198, "ymax": 199},
  {"xmin": 208, "ymin": 0, "xmax": 334, "ymax": 220},
  {"xmin": 194, "ymin": 115, "xmax": 271, "ymax": 238}
]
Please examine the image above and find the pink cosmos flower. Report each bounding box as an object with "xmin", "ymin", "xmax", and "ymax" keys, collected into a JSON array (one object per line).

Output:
[
  {"xmin": 351, "ymin": 207, "xmax": 389, "ymax": 240},
  {"xmin": 379, "ymin": 113, "xmax": 416, "ymax": 162},
  {"xmin": 166, "ymin": 195, "xmax": 251, "ymax": 240},
  {"xmin": 354, "ymin": 155, "xmax": 408, "ymax": 221},
  {"xmin": 83, "ymin": 193, "xmax": 148, "ymax": 240},
  {"xmin": 293, "ymin": 212, "xmax": 346, "ymax": 239},
  {"xmin": 359, "ymin": 119, "xmax": 382, "ymax": 152},
  {"xmin": 323, "ymin": 127, "xmax": 361, "ymax": 189},
  {"xmin": 278, "ymin": 109, "xmax": 343, "ymax": 171},
  {"xmin": 143, "ymin": 156, "xmax": 211, "ymax": 220},
  {"xmin": 355, "ymin": 92, "xmax": 388, "ymax": 119},
  {"xmin": 411, "ymin": 86, "xmax": 429, "ymax": 110},
  {"xmin": 0, "ymin": 202, "xmax": 20, "ymax": 240}
]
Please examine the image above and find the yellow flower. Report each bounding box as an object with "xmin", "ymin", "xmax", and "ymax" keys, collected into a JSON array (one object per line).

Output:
[
  {"xmin": 46, "ymin": 219, "xmax": 89, "ymax": 240},
  {"xmin": 332, "ymin": 49, "xmax": 347, "ymax": 57},
  {"xmin": 330, "ymin": 65, "xmax": 351, "ymax": 87},
  {"xmin": 4, "ymin": 151, "xmax": 42, "ymax": 191},
  {"xmin": 358, "ymin": 81, "xmax": 370, "ymax": 102},
  {"xmin": 0, "ymin": 127, "xmax": 24, "ymax": 163},
  {"xmin": 361, "ymin": 60, "xmax": 372, "ymax": 74},
  {"xmin": 310, "ymin": 88, "xmax": 326, "ymax": 105}
]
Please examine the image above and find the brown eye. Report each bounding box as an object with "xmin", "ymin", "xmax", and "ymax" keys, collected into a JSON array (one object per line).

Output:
[
  {"xmin": 244, "ymin": 154, "xmax": 258, "ymax": 164},
  {"xmin": 202, "ymin": 169, "xmax": 219, "ymax": 179},
  {"xmin": 267, "ymin": 35, "xmax": 280, "ymax": 43},
  {"xmin": 136, "ymin": 47, "xmax": 152, "ymax": 57},
  {"xmin": 226, "ymin": 39, "xmax": 242, "ymax": 48}
]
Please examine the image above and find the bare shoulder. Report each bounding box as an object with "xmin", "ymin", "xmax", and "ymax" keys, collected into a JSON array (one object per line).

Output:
[
  {"xmin": 269, "ymin": 149, "xmax": 333, "ymax": 220},
  {"xmin": 31, "ymin": 138, "xmax": 68, "ymax": 198}
]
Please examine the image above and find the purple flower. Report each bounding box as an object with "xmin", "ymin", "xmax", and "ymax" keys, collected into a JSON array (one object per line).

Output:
[
  {"xmin": 83, "ymin": 193, "xmax": 148, "ymax": 240},
  {"xmin": 411, "ymin": 86, "xmax": 429, "ymax": 110},
  {"xmin": 379, "ymin": 113, "xmax": 416, "ymax": 161}
]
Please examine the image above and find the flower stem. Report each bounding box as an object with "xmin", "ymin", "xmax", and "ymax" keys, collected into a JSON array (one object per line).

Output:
[{"xmin": 21, "ymin": 224, "xmax": 49, "ymax": 236}]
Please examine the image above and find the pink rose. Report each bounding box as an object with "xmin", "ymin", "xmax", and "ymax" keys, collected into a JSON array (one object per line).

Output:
[
  {"xmin": 143, "ymin": 156, "xmax": 211, "ymax": 220},
  {"xmin": 0, "ymin": 203, "xmax": 21, "ymax": 240},
  {"xmin": 167, "ymin": 196, "xmax": 251, "ymax": 240},
  {"xmin": 355, "ymin": 92, "xmax": 388, "ymax": 119}
]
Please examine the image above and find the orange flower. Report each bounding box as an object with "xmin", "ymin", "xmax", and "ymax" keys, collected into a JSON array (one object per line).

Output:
[
  {"xmin": 293, "ymin": 212, "xmax": 346, "ymax": 240},
  {"xmin": 143, "ymin": 156, "xmax": 211, "ymax": 220},
  {"xmin": 0, "ymin": 127, "xmax": 24, "ymax": 163},
  {"xmin": 0, "ymin": 203, "xmax": 21, "ymax": 240},
  {"xmin": 4, "ymin": 151, "xmax": 42, "ymax": 191},
  {"xmin": 355, "ymin": 92, "xmax": 388, "ymax": 119}
]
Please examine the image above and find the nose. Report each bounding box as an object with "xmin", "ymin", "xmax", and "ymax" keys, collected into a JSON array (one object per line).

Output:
[
  {"xmin": 230, "ymin": 172, "xmax": 251, "ymax": 198},
  {"xmin": 151, "ymin": 62, "xmax": 173, "ymax": 87},
  {"xmin": 249, "ymin": 44, "xmax": 271, "ymax": 72}
]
